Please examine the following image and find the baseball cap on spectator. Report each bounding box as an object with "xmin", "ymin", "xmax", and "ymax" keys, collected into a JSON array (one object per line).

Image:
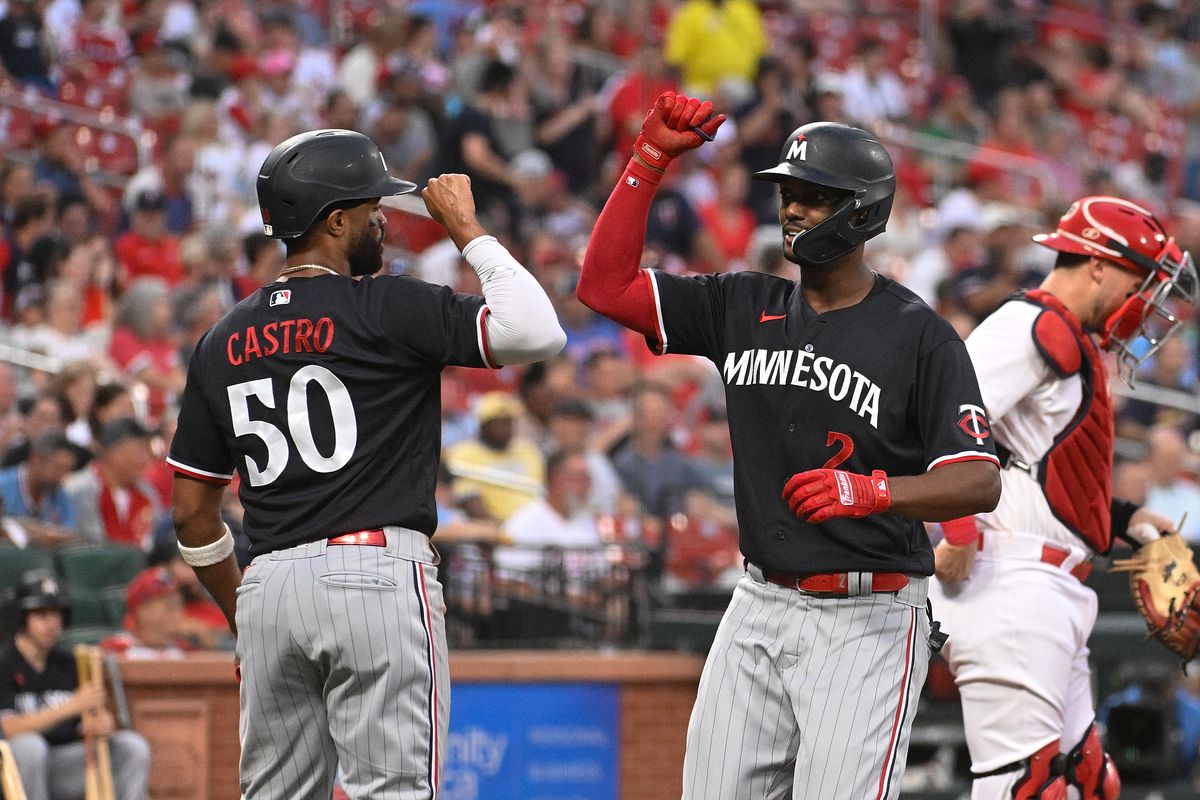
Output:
[
  {"xmin": 98, "ymin": 417, "xmax": 154, "ymax": 450},
  {"xmin": 123, "ymin": 566, "xmax": 180, "ymax": 628},
  {"xmin": 476, "ymin": 392, "xmax": 523, "ymax": 423},
  {"xmin": 511, "ymin": 149, "xmax": 554, "ymax": 182},
  {"xmin": 133, "ymin": 189, "xmax": 167, "ymax": 213},
  {"xmin": 980, "ymin": 203, "xmax": 1036, "ymax": 232},
  {"xmin": 813, "ymin": 72, "xmax": 845, "ymax": 96},
  {"xmin": 551, "ymin": 398, "xmax": 594, "ymax": 420}
]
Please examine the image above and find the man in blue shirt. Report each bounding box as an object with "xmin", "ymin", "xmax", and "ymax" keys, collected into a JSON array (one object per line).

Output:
[{"xmin": 0, "ymin": 430, "xmax": 79, "ymax": 548}]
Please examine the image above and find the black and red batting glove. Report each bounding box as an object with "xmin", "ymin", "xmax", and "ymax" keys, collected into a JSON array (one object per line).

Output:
[
  {"xmin": 634, "ymin": 91, "xmax": 726, "ymax": 171},
  {"xmin": 782, "ymin": 468, "xmax": 892, "ymax": 523}
]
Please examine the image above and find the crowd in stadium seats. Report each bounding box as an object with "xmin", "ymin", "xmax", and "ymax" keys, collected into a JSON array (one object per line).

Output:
[{"xmin": 0, "ymin": 0, "xmax": 1196, "ymax": 658}]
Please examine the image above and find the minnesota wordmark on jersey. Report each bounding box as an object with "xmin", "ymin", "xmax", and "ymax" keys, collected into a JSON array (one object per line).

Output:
[{"xmin": 722, "ymin": 347, "xmax": 881, "ymax": 428}]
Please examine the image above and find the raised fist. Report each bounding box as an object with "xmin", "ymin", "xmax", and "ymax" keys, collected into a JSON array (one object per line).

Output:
[{"xmin": 634, "ymin": 91, "xmax": 726, "ymax": 171}]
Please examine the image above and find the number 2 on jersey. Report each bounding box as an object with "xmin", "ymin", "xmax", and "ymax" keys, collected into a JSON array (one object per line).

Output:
[
  {"xmin": 227, "ymin": 365, "xmax": 358, "ymax": 486},
  {"xmin": 822, "ymin": 431, "xmax": 854, "ymax": 469}
]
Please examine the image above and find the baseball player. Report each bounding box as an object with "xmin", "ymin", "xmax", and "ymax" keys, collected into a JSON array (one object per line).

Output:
[
  {"xmin": 577, "ymin": 91, "xmax": 1002, "ymax": 799},
  {"xmin": 930, "ymin": 196, "xmax": 1198, "ymax": 798},
  {"xmin": 167, "ymin": 129, "xmax": 566, "ymax": 799},
  {"xmin": 0, "ymin": 570, "xmax": 151, "ymax": 800}
]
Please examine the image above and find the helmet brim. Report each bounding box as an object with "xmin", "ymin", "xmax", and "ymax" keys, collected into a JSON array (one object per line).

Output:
[
  {"xmin": 752, "ymin": 163, "xmax": 864, "ymax": 195},
  {"xmin": 369, "ymin": 175, "xmax": 419, "ymax": 198},
  {"xmin": 1032, "ymin": 231, "xmax": 1105, "ymax": 258}
]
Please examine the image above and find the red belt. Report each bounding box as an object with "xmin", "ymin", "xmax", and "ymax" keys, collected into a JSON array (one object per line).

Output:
[
  {"xmin": 1041, "ymin": 543, "xmax": 1092, "ymax": 582},
  {"xmin": 977, "ymin": 532, "xmax": 1092, "ymax": 582},
  {"xmin": 328, "ymin": 529, "xmax": 387, "ymax": 546},
  {"xmin": 761, "ymin": 569, "xmax": 909, "ymax": 595}
]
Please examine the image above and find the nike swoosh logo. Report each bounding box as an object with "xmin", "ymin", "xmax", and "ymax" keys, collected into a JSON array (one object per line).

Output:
[{"xmin": 759, "ymin": 311, "xmax": 787, "ymax": 323}]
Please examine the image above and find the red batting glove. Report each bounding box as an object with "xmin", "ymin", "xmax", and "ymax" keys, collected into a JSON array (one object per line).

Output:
[
  {"xmin": 633, "ymin": 91, "xmax": 727, "ymax": 171},
  {"xmin": 782, "ymin": 468, "xmax": 892, "ymax": 524}
]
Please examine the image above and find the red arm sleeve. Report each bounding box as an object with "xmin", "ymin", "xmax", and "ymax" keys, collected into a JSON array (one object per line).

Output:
[{"xmin": 576, "ymin": 159, "xmax": 663, "ymax": 338}]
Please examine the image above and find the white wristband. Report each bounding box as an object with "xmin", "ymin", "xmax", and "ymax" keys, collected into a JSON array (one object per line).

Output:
[{"xmin": 178, "ymin": 524, "xmax": 235, "ymax": 567}]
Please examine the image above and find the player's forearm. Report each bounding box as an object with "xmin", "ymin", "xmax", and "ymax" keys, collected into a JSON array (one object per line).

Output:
[
  {"xmin": 576, "ymin": 159, "xmax": 663, "ymax": 336},
  {"xmin": 887, "ymin": 461, "xmax": 1001, "ymax": 521},
  {"xmin": 465, "ymin": 236, "xmax": 567, "ymax": 364},
  {"xmin": 0, "ymin": 705, "xmax": 80, "ymax": 738},
  {"xmin": 173, "ymin": 476, "xmax": 241, "ymax": 634}
]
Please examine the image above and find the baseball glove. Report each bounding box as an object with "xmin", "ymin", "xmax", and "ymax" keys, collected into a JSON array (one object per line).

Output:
[{"xmin": 1110, "ymin": 532, "xmax": 1200, "ymax": 661}]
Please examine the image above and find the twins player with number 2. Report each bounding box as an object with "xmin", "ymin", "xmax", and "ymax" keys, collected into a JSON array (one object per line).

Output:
[{"xmin": 578, "ymin": 91, "xmax": 1002, "ymax": 798}]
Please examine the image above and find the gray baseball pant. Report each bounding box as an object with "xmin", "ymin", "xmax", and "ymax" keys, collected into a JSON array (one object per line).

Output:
[
  {"xmin": 682, "ymin": 568, "xmax": 931, "ymax": 799},
  {"xmin": 7, "ymin": 729, "xmax": 150, "ymax": 800},
  {"xmin": 236, "ymin": 526, "xmax": 448, "ymax": 800}
]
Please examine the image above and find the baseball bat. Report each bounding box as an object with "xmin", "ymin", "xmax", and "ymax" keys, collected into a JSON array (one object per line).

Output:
[
  {"xmin": 73, "ymin": 646, "xmax": 100, "ymax": 800},
  {"xmin": 89, "ymin": 649, "xmax": 115, "ymax": 800},
  {"xmin": 0, "ymin": 740, "xmax": 29, "ymax": 800},
  {"xmin": 74, "ymin": 646, "xmax": 115, "ymax": 800}
]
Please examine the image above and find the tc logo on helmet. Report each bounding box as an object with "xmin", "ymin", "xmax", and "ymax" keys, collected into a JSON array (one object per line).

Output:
[{"xmin": 786, "ymin": 135, "xmax": 808, "ymax": 161}]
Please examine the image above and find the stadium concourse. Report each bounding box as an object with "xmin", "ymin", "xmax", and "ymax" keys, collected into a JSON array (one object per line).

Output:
[{"xmin": 0, "ymin": 0, "xmax": 1199, "ymax": 796}]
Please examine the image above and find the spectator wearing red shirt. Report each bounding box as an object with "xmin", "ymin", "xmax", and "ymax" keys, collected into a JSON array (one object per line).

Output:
[
  {"xmin": 607, "ymin": 36, "xmax": 678, "ymax": 161},
  {"xmin": 696, "ymin": 162, "xmax": 756, "ymax": 272},
  {"xmin": 63, "ymin": 418, "xmax": 160, "ymax": 551},
  {"xmin": 114, "ymin": 190, "xmax": 184, "ymax": 286},
  {"xmin": 107, "ymin": 278, "xmax": 185, "ymax": 422}
]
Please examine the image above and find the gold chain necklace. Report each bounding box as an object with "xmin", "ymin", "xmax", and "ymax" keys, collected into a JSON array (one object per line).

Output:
[{"xmin": 277, "ymin": 264, "xmax": 340, "ymax": 280}]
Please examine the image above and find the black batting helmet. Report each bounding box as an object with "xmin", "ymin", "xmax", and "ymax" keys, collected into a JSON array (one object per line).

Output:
[
  {"xmin": 3, "ymin": 570, "xmax": 70, "ymax": 634},
  {"xmin": 256, "ymin": 129, "xmax": 417, "ymax": 240},
  {"xmin": 753, "ymin": 122, "xmax": 896, "ymax": 266}
]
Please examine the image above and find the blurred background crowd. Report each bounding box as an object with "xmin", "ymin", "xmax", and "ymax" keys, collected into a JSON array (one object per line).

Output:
[{"xmin": 1, "ymin": 0, "xmax": 1200, "ymax": 790}]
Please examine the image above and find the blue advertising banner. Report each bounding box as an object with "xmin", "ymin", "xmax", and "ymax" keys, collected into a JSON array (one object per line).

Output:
[{"xmin": 441, "ymin": 682, "xmax": 620, "ymax": 800}]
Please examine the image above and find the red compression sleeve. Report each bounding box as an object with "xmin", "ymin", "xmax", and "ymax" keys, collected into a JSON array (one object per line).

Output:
[
  {"xmin": 941, "ymin": 516, "xmax": 980, "ymax": 546},
  {"xmin": 576, "ymin": 159, "xmax": 663, "ymax": 338}
]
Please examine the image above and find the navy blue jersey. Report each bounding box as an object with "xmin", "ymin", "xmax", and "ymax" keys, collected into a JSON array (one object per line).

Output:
[
  {"xmin": 646, "ymin": 270, "xmax": 998, "ymax": 576},
  {"xmin": 169, "ymin": 274, "xmax": 490, "ymax": 556}
]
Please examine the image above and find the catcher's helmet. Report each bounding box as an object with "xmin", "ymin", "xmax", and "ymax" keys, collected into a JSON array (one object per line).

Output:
[
  {"xmin": 256, "ymin": 129, "xmax": 417, "ymax": 240},
  {"xmin": 753, "ymin": 122, "xmax": 895, "ymax": 266},
  {"xmin": 1034, "ymin": 196, "xmax": 1197, "ymax": 386}
]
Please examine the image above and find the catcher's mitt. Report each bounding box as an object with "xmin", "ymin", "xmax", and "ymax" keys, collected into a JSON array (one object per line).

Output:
[{"xmin": 1111, "ymin": 532, "xmax": 1200, "ymax": 661}]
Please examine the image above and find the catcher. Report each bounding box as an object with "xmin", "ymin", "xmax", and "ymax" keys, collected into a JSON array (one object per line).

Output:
[{"xmin": 929, "ymin": 196, "xmax": 1197, "ymax": 798}]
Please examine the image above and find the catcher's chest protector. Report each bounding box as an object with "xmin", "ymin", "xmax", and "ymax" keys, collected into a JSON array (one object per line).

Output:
[{"xmin": 1022, "ymin": 290, "xmax": 1114, "ymax": 553}]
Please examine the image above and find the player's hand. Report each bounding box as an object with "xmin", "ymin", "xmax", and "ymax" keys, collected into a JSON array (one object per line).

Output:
[
  {"xmin": 82, "ymin": 708, "xmax": 115, "ymax": 737},
  {"xmin": 1129, "ymin": 508, "xmax": 1177, "ymax": 541},
  {"xmin": 422, "ymin": 174, "xmax": 487, "ymax": 246},
  {"xmin": 934, "ymin": 539, "xmax": 977, "ymax": 583},
  {"xmin": 781, "ymin": 468, "xmax": 891, "ymax": 523},
  {"xmin": 634, "ymin": 91, "xmax": 726, "ymax": 171},
  {"xmin": 70, "ymin": 684, "xmax": 105, "ymax": 715}
]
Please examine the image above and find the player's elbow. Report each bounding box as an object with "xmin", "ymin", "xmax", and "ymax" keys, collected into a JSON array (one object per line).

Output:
[
  {"xmin": 967, "ymin": 465, "xmax": 1002, "ymax": 515},
  {"xmin": 493, "ymin": 319, "xmax": 567, "ymax": 365}
]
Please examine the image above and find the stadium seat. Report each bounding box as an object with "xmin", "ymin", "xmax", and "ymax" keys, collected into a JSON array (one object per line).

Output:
[
  {"xmin": 99, "ymin": 585, "xmax": 127, "ymax": 625},
  {"xmin": 57, "ymin": 543, "xmax": 145, "ymax": 594},
  {"xmin": 58, "ymin": 625, "xmax": 121, "ymax": 649},
  {"xmin": 0, "ymin": 546, "xmax": 57, "ymax": 596},
  {"xmin": 68, "ymin": 591, "xmax": 108, "ymax": 626}
]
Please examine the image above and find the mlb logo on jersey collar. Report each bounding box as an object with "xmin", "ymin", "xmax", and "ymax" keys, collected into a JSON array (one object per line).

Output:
[{"xmin": 270, "ymin": 289, "xmax": 292, "ymax": 307}]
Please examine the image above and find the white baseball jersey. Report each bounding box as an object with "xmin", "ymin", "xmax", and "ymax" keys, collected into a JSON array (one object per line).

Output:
[{"xmin": 965, "ymin": 301, "xmax": 1091, "ymax": 554}]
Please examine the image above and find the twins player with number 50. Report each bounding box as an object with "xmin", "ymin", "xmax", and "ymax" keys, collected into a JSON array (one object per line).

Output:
[{"xmin": 578, "ymin": 91, "xmax": 1001, "ymax": 799}]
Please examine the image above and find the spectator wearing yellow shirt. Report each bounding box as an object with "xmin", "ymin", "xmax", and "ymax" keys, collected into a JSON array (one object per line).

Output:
[
  {"xmin": 665, "ymin": 0, "xmax": 767, "ymax": 96},
  {"xmin": 444, "ymin": 392, "xmax": 546, "ymax": 522}
]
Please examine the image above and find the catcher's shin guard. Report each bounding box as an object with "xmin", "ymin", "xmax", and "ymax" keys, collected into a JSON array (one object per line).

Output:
[
  {"xmin": 975, "ymin": 740, "xmax": 1067, "ymax": 799},
  {"xmin": 1065, "ymin": 722, "xmax": 1120, "ymax": 800}
]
